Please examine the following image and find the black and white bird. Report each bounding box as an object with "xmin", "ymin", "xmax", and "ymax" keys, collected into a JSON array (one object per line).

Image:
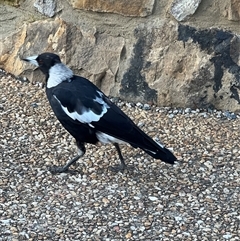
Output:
[{"xmin": 22, "ymin": 53, "xmax": 176, "ymax": 174}]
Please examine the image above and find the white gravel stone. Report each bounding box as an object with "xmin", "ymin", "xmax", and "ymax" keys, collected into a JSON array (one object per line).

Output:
[{"xmin": 148, "ymin": 196, "xmax": 158, "ymax": 201}]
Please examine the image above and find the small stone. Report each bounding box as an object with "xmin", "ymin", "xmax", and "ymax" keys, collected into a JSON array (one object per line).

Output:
[
  {"xmin": 174, "ymin": 216, "xmax": 183, "ymax": 222},
  {"xmin": 102, "ymin": 197, "xmax": 110, "ymax": 204},
  {"xmin": 31, "ymin": 102, "xmax": 38, "ymax": 108},
  {"xmin": 173, "ymin": 109, "xmax": 179, "ymax": 114},
  {"xmin": 184, "ymin": 107, "xmax": 191, "ymax": 113},
  {"xmin": 10, "ymin": 227, "xmax": 18, "ymax": 232},
  {"xmin": 143, "ymin": 104, "xmax": 151, "ymax": 110},
  {"xmin": 223, "ymin": 233, "xmax": 232, "ymax": 239},
  {"xmin": 224, "ymin": 111, "xmax": 237, "ymax": 120},
  {"xmin": 204, "ymin": 161, "xmax": 213, "ymax": 170},
  {"xmin": 125, "ymin": 231, "xmax": 132, "ymax": 239},
  {"xmin": 144, "ymin": 220, "xmax": 152, "ymax": 229},
  {"xmin": 133, "ymin": 196, "xmax": 141, "ymax": 200},
  {"xmin": 199, "ymin": 112, "xmax": 208, "ymax": 118},
  {"xmin": 223, "ymin": 188, "xmax": 230, "ymax": 194},
  {"xmin": 137, "ymin": 122, "xmax": 145, "ymax": 128},
  {"xmin": 148, "ymin": 196, "xmax": 158, "ymax": 201},
  {"xmin": 56, "ymin": 229, "xmax": 63, "ymax": 234},
  {"xmin": 136, "ymin": 102, "xmax": 143, "ymax": 108},
  {"xmin": 130, "ymin": 226, "xmax": 136, "ymax": 230},
  {"xmin": 207, "ymin": 108, "xmax": 213, "ymax": 114},
  {"xmin": 179, "ymin": 191, "xmax": 186, "ymax": 197},
  {"xmin": 126, "ymin": 103, "xmax": 132, "ymax": 108}
]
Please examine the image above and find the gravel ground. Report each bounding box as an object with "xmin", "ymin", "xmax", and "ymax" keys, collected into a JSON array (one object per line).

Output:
[{"xmin": 0, "ymin": 71, "xmax": 240, "ymax": 241}]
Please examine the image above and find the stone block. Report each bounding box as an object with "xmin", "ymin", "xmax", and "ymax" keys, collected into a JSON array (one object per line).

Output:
[
  {"xmin": 67, "ymin": 0, "xmax": 155, "ymax": 17},
  {"xmin": 120, "ymin": 20, "xmax": 240, "ymax": 111}
]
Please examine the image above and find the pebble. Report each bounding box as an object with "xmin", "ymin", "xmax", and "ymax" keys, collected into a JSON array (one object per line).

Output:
[
  {"xmin": 148, "ymin": 196, "xmax": 158, "ymax": 201},
  {"xmin": 223, "ymin": 111, "xmax": 237, "ymax": 120},
  {"xmin": 136, "ymin": 102, "xmax": 143, "ymax": 108},
  {"xmin": 125, "ymin": 232, "xmax": 132, "ymax": 239},
  {"xmin": 184, "ymin": 107, "xmax": 191, "ymax": 113},
  {"xmin": 223, "ymin": 233, "xmax": 232, "ymax": 239},
  {"xmin": 143, "ymin": 104, "xmax": 151, "ymax": 110},
  {"xmin": 168, "ymin": 113, "xmax": 175, "ymax": 119},
  {"xmin": 204, "ymin": 161, "xmax": 213, "ymax": 170},
  {"xmin": 31, "ymin": 102, "xmax": 38, "ymax": 108}
]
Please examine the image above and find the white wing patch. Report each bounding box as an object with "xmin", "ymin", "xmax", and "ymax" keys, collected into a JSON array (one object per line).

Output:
[
  {"xmin": 94, "ymin": 91, "xmax": 106, "ymax": 104},
  {"xmin": 53, "ymin": 95, "xmax": 109, "ymax": 124},
  {"xmin": 96, "ymin": 132, "xmax": 126, "ymax": 144},
  {"xmin": 143, "ymin": 148, "xmax": 157, "ymax": 155}
]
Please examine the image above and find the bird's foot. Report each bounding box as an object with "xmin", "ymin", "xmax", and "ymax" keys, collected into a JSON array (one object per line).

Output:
[
  {"xmin": 49, "ymin": 165, "xmax": 79, "ymax": 175},
  {"xmin": 109, "ymin": 164, "xmax": 134, "ymax": 173}
]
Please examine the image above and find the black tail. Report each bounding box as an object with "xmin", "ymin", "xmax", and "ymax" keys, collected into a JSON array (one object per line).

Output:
[
  {"xmin": 92, "ymin": 104, "xmax": 177, "ymax": 164},
  {"xmin": 142, "ymin": 145, "xmax": 176, "ymax": 164},
  {"xmin": 128, "ymin": 127, "xmax": 177, "ymax": 165}
]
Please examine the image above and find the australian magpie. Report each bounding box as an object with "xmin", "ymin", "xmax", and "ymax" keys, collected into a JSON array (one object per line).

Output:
[{"xmin": 22, "ymin": 52, "xmax": 176, "ymax": 174}]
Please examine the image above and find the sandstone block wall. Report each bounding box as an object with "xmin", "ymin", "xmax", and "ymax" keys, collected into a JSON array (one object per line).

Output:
[{"xmin": 0, "ymin": 0, "xmax": 240, "ymax": 111}]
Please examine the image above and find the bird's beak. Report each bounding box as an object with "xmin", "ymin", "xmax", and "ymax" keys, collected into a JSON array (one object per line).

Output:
[{"xmin": 21, "ymin": 55, "xmax": 39, "ymax": 67}]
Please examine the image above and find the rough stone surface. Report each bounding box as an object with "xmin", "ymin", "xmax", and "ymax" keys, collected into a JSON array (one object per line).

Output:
[
  {"xmin": 224, "ymin": 0, "xmax": 240, "ymax": 21},
  {"xmin": 170, "ymin": 0, "xmax": 202, "ymax": 21},
  {"xmin": 120, "ymin": 20, "xmax": 240, "ymax": 111},
  {"xmin": 67, "ymin": 0, "xmax": 155, "ymax": 17},
  {"xmin": 1, "ymin": 0, "xmax": 20, "ymax": 6},
  {"xmin": 178, "ymin": 24, "xmax": 240, "ymax": 111},
  {"xmin": 0, "ymin": 72, "xmax": 240, "ymax": 240}
]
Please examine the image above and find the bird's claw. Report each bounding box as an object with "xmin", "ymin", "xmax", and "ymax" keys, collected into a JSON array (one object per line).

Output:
[
  {"xmin": 109, "ymin": 164, "xmax": 134, "ymax": 173},
  {"xmin": 48, "ymin": 165, "xmax": 79, "ymax": 175}
]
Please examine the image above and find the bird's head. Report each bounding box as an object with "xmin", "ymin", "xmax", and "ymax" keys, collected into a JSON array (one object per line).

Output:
[
  {"xmin": 22, "ymin": 52, "xmax": 73, "ymax": 88},
  {"xmin": 22, "ymin": 52, "xmax": 61, "ymax": 76}
]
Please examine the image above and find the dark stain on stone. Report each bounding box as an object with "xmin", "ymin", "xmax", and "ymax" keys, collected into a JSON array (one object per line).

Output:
[
  {"xmin": 230, "ymin": 85, "xmax": 240, "ymax": 103},
  {"xmin": 120, "ymin": 33, "xmax": 157, "ymax": 104},
  {"xmin": 178, "ymin": 24, "xmax": 240, "ymax": 104},
  {"xmin": 210, "ymin": 56, "xmax": 224, "ymax": 92}
]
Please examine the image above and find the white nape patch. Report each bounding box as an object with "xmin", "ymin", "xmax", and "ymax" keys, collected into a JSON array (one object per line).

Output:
[
  {"xmin": 47, "ymin": 63, "xmax": 73, "ymax": 88},
  {"xmin": 24, "ymin": 55, "xmax": 39, "ymax": 66},
  {"xmin": 96, "ymin": 132, "xmax": 126, "ymax": 144},
  {"xmin": 53, "ymin": 95, "xmax": 109, "ymax": 124}
]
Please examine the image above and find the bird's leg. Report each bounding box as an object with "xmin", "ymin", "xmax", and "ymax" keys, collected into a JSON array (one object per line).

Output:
[
  {"xmin": 109, "ymin": 143, "xmax": 128, "ymax": 173},
  {"xmin": 49, "ymin": 141, "xmax": 86, "ymax": 174}
]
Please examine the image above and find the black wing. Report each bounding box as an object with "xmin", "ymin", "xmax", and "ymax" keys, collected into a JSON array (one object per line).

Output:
[{"xmin": 50, "ymin": 76, "xmax": 134, "ymax": 134}]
